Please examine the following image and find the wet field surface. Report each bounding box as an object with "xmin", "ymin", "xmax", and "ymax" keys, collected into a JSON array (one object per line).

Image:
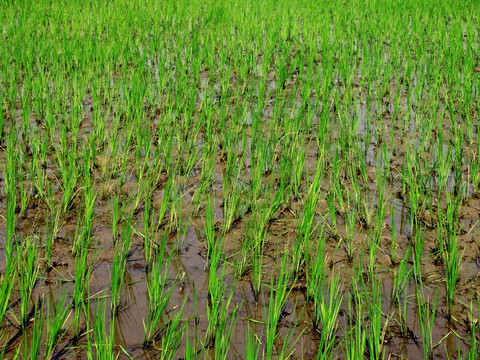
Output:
[{"xmin": 1, "ymin": 0, "xmax": 480, "ymax": 359}]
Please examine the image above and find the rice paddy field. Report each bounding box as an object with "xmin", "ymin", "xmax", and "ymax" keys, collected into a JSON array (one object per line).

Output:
[{"xmin": 1, "ymin": 0, "xmax": 480, "ymax": 358}]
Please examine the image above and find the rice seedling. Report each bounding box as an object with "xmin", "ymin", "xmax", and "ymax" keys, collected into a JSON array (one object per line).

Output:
[
  {"xmin": 264, "ymin": 252, "xmax": 293, "ymax": 359},
  {"xmin": 389, "ymin": 204, "xmax": 398, "ymax": 265},
  {"xmin": 143, "ymin": 245, "xmax": 174, "ymax": 349},
  {"xmin": 363, "ymin": 277, "xmax": 387, "ymax": 360},
  {"xmin": 221, "ymin": 132, "xmax": 246, "ymax": 235},
  {"xmin": 87, "ymin": 299, "xmax": 116, "ymax": 360},
  {"xmin": 0, "ymin": 253, "xmax": 16, "ymax": 332},
  {"xmin": 205, "ymin": 242, "xmax": 238, "ymax": 350},
  {"xmin": 291, "ymin": 134, "xmax": 307, "ymax": 201},
  {"xmin": 183, "ymin": 328, "xmax": 198, "ymax": 360},
  {"xmin": 141, "ymin": 194, "xmax": 156, "ymax": 266},
  {"xmin": 23, "ymin": 299, "xmax": 43, "ymax": 360},
  {"xmin": 326, "ymin": 193, "xmax": 338, "ymax": 235},
  {"xmin": 55, "ymin": 138, "xmax": 79, "ymax": 214},
  {"xmin": 308, "ymin": 231, "xmax": 343, "ymax": 357},
  {"xmin": 192, "ymin": 142, "xmax": 215, "ymax": 216},
  {"xmin": 416, "ymin": 288, "xmax": 438, "ymax": 360},
  {"xmin": 214, "ymin": 299, "xmax": 239, "ymax": 360},
  {"xmin": 4, "ymin": 131, "xmax": 18, "ymax": 265},
  {"xmin": 15, "ymin": 237, "xmax": 40, "ymax": 331},
  {"xmin": 444, "ymin": 235, "xmax": 462, "ymax": 317},
  {"xmin": 247, "ymin": 217, "xmax": 267, "ymax": 302},
  {"xmin": 315, "ymin": 273, "xmax": 343, "ymax": 360},
  {"xmin": 159, "ymin": 298, "xmax": 187, "ymax": 360},
  {"xmin": 44, "ymin": 288, "xmax": 72, "ymax": 360},
  {"xmin": 466, "ymin": 299, "xmax": 480, "ymax": 360},
  {"xmin": 204, "ymin": 196, "xmax": 218, "ymax": 269},
  {"xmin": 245, "ymin": 325, "xmax": 261, "ymax": 360},
  {"xmin": 109, "ymin": 242, "xmax": 126, "ymax": 317},
  {"xmin": 293, "ymin": 157, "xmax": 323, "ymax": 276},
  {"xmin": 345, "ymin": 293, "xmax": 367, "ymax": 360},
  {"xmin": 72, "ymin": 245, "xmax": 92, "ymax": 338},
  {"xmin": 413, "ymin": 224, "xmax": 425, "ymax": 285},
  {"xmin": 344, "ymin": 205, "xmax": 357, "ymax": 263},
  {"xmin": 111, "ymin": 193, "xmax": 121, "ymax": 242}
]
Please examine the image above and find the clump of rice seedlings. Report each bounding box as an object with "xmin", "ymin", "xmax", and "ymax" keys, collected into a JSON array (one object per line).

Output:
[
  {"xmin": 109, "ymin": 245, "xmax": 125, "ymax": 317},
  {"xmin": 434, "ymin": 133, "xmax": 453, "ymax": 195},
  {"xmin": 467, "ymin": 299, "xmax": 480, "ymax": 360},
  {"xmin": 315, "ymin": 273, "xmax": 343, "ymax": 360},
  {"xmin": 72, "ymin": 144, "xmax": 96, "ymax": 257},
  {"xmin": 344, "ymin": 204, "xmax": 357, "ymax": 263},
  {"xmin": 87, "ymin": 299, "xmax": 116, "ymax": 360},
  {"xmin": 345, "ymin": 292, "xmax": 367, "ymax": 360},
  {"xmin": 245, "ymin": 325, "xmax": 261, "ymax": 360},
  {"xmin": 236, "ymin": 224, "xmax": 253, "ymax": 278},
  {"xmin": 111, "ymin": 193, "xmax": 121, "ymax": 242},
  {"xmin": 214, "ymin": 298, "xmax": 239, "ymax": 360},
  {"xmin": 28, "ymin": 135, "xmax": 47, "ymax": 203},
  {"xmin": 159, "ymin": 298, "xmax": 187, "ymax": 360},
  {"xmin": 23, "ymin": 299, "xmax": 43, "ymax": 360},
  {"xmin": 0, "ymin": 105, "xmax": 4, "ymax": 140},
  {"xmin": 0, "ymin": 255, "xmax": 16, "ymax": 337},
  {"xmin": 291, "ymin": 133, "xmax": 307, "ymax": 201},
  {"xmin": 180, "ymin": 124, "xmax": 202, "ymax": 179},
  {"xmin": 327, "ymin": 192, "xmax": 338, "ymax": 235},
  {"xmin": 175, "ymin": 210, "xmax": 189, "ymax": 253},
  {"xmin": 15, "ymin": 237, "xmax": 40, "ymax": 331},
  {"xmin": 44, "ymin": 203, "xmax": 64, "ymax": 269},
  {"xmin": 374, "ymin": 167, "xmax": 387, "ymax": 241},
  {"xmin": 366, "ymin": 233, "xmax": 380, "ymax": 281},
  {"xmin": 183, "ymin": 328, "xmax": 197, "ymax": 360},
  {"xmin": 72, "ymin": 245, "xmax": 93, "ymax": 338},
  {"xmin": 389, "ymin": 204, "xmax": 398, "ymax": 265},
  {"xmin": 143, "ymin": 245, "xmax": 174, "ymax": 349},
  {"xmin": 133, "ymin": 149, "xmax": 153, "ymax": 212},
  {"xmin": 392, "ymin": 246, "xmax": 412, "ymax": 299},
  {"xmin": 55, "ymin": 136, "xmax": 79, "ymax": 213},
  {"xmin": 363, "ymin": 277, "xmax": 387, "ymax": 360},
  {"xmin": 438, "ymin": 195, "xmax": 463, "ymax": 316},
  {"xmin": 307, "ymin": 231, "xmax": 342, "ymax": 356},
  {"xmin": 259, "ymin": 180, "xmax": 288, "ymax": 228},
  {"xmin": 44, "ymin": 289, "xmax": 72, "ymax": 360},
  {"xmin": 293, "ymin": 157, "xmax": 323, "ymax": 277},
  {"xmin": 264, "ymin": 253, "xmax": 294, "ymax": 359},
  {"xmin": 397, "ymin": 285, "xmax": 411, "ymax": 341},
  {"xmin": 4, "ymin": 131, "xmax": 18, "ymax": 267},
  {"xmin": 18, "ymin": 167, "xmax": 30, "ymax": 219},
  {"xmin": 192, "ymin": 142, "xmax": 215, "ymax": 216},
  {"xmin": 142, "ymin": 194, "xmax": 156, "ymax": 267},
  {"xmin": 416, "ymin": 288, "xmax": 440, "ymax": 360},
  {"xmin": 109, "ymin": 217, "xmax": 132, "ymax": 316},
  {"xmin": 248, "ymin": 217, "xmax": 267, "ymax": 302},
  {"xmin": 412, "ymin": 225, "xmax": 425, "ymax": 284},
  {"xmin": 221, "ymin": 131, "xmax": 246, "ymax": 234},
  {"xmin": 381, "ymin": 143, "xmax": 391, "ymax": 180},
  {"xmin": 392, "ymin": 246, "xmax": 412, "ymax": 335},
  {"xmin": 205, "ymin": 239, "xmax": 236, "ymax": 347},
  {"xmin": 404, "ymin": 151, "xmax": 427, "ymax": 226},
  {"xmin": 444, "ymin": 233, "xmax": 462, "ymax": 317},
  {"xmin": 204, "ymin": 196, "xmax": 218, "ymax": 269},
  {"xmin": 248, "ymin": 133, "xmax": 268, "ymax": 206},
  {"xmin": 169, "ymin": 187, "xmax": 185, "ymax": 235}
]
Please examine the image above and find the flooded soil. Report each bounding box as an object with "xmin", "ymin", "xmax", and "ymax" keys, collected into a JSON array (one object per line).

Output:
[{"xmin": 1, "ymin": 1, "xmax": 480, "ymax": 359}]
